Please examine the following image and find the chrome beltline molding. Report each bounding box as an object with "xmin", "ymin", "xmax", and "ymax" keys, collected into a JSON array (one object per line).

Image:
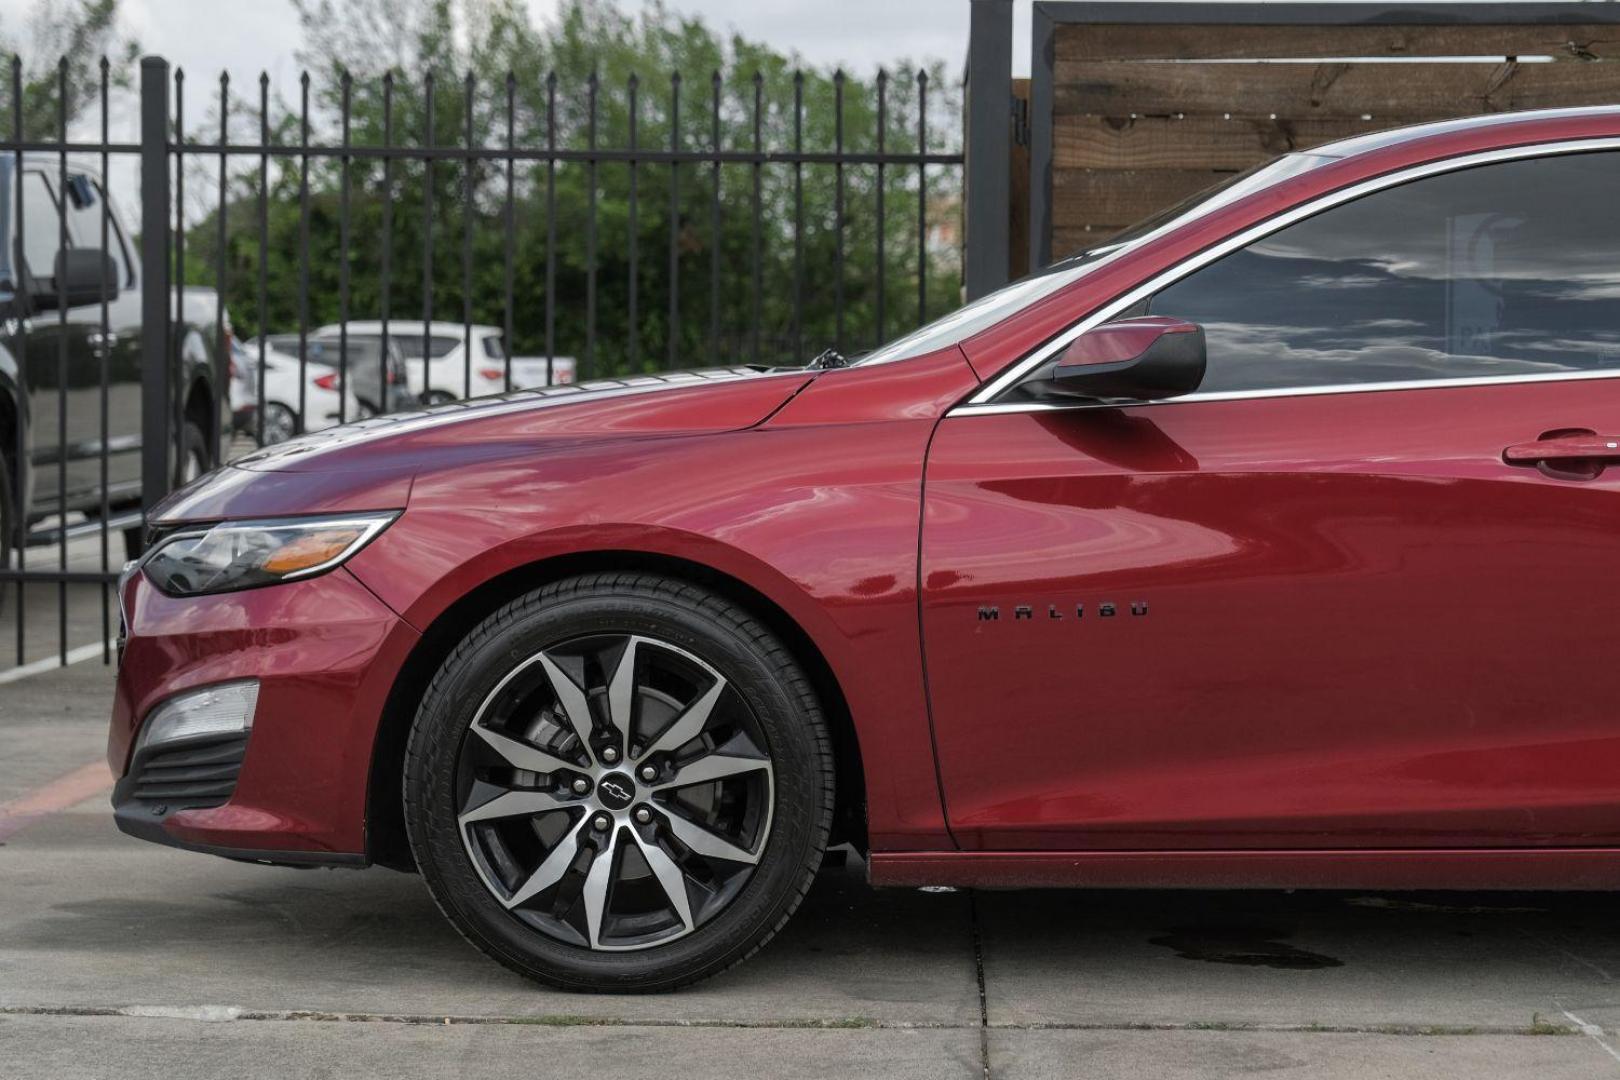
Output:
[
  {"xmin": 949, "ymin": 367, "xmax": 1620, "ymax": 416},
  {"xmin": 955, "ymin": 136, "xmax": 1620, "ymax": 417}
]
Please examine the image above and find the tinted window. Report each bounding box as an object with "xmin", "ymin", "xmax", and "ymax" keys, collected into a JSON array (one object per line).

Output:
[
  {"xmin": 1148, "ymin": 152, "xmax": 1620, "ymax": 393},
  {"xmin": 304, "ymin": 338, "xmax": 382, "ymax": 370},
  {"xmin": 395, "ymin": 335, "xmax": 459, "ymax": 359},
  {"xmin": 482, "ymin": 334, "xmax": 507, "ymax": 359},
  {"xmin": 338, "ymin": 334, "xmax": 408, "ymax": 375}
]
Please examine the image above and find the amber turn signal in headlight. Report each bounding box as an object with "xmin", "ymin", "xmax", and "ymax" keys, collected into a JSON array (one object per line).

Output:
[{"xmin": 140, "ymin": 512, "xmax": 398, "ymax": 597}]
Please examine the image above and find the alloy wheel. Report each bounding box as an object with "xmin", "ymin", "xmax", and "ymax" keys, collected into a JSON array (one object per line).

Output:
[
  {"xmin": 260, "ymin": 403, "xmax": 298, "ymax": 445},
  {"xmin": 455, "ymin": 633, "xmax": 775, "ymax": 952}
]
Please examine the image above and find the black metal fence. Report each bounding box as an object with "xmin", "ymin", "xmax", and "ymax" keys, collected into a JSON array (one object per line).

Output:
[{"xmin": 0, "ymin": 54, "xmax": 966, "ymax": 671}]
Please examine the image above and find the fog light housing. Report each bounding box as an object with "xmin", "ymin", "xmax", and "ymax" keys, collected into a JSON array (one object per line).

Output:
[{"xmin": 135, "ymin": 680, "xmax": 259, "ymax": 754}]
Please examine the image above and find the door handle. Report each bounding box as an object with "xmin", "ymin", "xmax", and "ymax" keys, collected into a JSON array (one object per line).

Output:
[
  {"xmin": 1504, "ymin": 429, "xmax": 1620, "ymax": 480},
  {"xmin": 1503, "ymin": 434, "xmax": 1620, "ymax": 464}
]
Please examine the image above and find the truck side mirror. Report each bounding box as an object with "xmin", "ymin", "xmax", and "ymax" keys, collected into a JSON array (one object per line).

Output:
[{"xmin": 34, "ymin": 248, "xmax": 120, "ymax": 311}]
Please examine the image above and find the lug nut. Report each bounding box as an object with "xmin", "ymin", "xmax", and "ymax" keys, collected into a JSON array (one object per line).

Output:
[
  {"xmin": 601, "ymin": 746, "xmax": 620, "ymax": 764},
  {"xmin": 634, "ymin": 807, "xmax": 652, "ymax": 824},
  {"xmin": 592, "ymin": 814, "xmax": 611, "ymax": 832},
  {"xmin": 572, "ymin": 778, "xmax": 590, "ymax": 794},
  {"xmin": 639, "ymin": 765, "xmax": 657, "ymax": 782}
]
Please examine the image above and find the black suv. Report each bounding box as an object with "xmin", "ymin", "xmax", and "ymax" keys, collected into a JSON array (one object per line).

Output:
[{"xmin": 0, "ymin": 156, "xmax": 226, "ymax": 568}]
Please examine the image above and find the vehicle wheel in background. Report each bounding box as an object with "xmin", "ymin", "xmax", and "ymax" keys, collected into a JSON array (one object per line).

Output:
[
  {"xmin": 404, "ymin": 573, "xmax": 834, "ymax": 992},
  {"xmin": 0, "ymin": 454, "xmax": 12, "ymax": 616},
  {"xmin": 176, "ymin": 420, "xmax": 210, "ymax": 487},
  {"xmin": 123, "ymin": 421, "xmax": 211, "ymax": 561},
  {"xmin": 260, "ymin": 403, "xmax": 299, "ymax": 446},
  {"xmin": 422, "ymin": 390, "xmax": 457, "ymax": 406}
]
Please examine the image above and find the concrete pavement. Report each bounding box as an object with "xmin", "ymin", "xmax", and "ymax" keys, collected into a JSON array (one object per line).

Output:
[{"xmin": 5, "ymin": 662, "xmax": 1620, "ymax": 1078}]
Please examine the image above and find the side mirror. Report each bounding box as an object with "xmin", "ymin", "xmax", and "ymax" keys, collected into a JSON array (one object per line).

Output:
[
  {"xmin": 34, "ymin": 248, "xmax": 120, "ymax": 311},
  {"xmin": 1049, "ymin": 316, "xmax": 1205, "ymax": 401}
]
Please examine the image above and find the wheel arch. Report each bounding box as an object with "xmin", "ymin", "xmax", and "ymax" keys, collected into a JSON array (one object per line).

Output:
[
  {"xmin": 176, "ymin": 318, "xmax": 219, "ymax": 458},
  {"xmin": 364, "ymin": 549, "xmax": 867, "ymax": 872}
]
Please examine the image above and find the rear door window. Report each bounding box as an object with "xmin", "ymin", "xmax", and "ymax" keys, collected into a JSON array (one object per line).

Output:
[{"xmin": 395, "ymin": 335, "xmax": 460, "ymax": 359}]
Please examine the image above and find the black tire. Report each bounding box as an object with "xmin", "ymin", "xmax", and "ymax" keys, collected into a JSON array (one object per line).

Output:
[
  {"xmin": 0, "ymin": 453, "xmax": 12, "ymax": 617},
  {"xmin": 122, "ymin": 523, "xmax": 144, "ymax": 563},
  {"xmin": 404, "ymin": 572, "xmax": 834, "ymax": 992},
  {"xmin": 175, "ymin": 419, "xmax": 211, "ymax": 487},
  {"xmin": 124, "ymin": 421, "xmax": 209, "ymax": 561}
]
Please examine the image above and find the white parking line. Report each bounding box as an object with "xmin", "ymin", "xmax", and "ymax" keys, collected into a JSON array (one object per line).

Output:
[
  {"xmin": 0, "ymin": 640, "xmax": 114, "ymax": 686},
  {"xmin": 1560, "ymin": 1007, "xmax": 1620, "ymax": 1068}
]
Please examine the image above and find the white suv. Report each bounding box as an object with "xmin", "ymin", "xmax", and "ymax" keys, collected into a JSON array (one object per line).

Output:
[{"xmin": 315, "ymin": 321, "xmax": 508, "ymax": 403}]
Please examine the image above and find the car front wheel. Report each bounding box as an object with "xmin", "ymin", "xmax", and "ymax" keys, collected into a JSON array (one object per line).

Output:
[{"xmin": 404, "ymin": 572, "xmax": 834, "ymax": 992}]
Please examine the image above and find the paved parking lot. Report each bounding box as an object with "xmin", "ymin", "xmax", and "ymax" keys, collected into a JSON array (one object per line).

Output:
[{"xmin": 7, "ymin": 660, "xmax": 1620, "ymax": 1077}]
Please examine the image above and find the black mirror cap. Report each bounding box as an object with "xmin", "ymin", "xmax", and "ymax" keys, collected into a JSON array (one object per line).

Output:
[
  {"xmin": 1050, "ymin": 319, "xmax": 1206, "ymax": 402},
  {"xmin": 34, "ymin": 248, "xmax": 120, "ymax": 311}
]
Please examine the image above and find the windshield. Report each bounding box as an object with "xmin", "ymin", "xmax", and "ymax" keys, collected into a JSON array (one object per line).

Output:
[
  {"xmin": 855, "ymin": 151, "xmax": 1337, "ymax": 367},
  {"xmin": 854, "ymin": 250, "xmax": 1114, "ymax": 366}
]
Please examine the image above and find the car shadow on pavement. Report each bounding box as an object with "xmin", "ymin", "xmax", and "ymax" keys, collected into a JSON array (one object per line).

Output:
[
  {"xmin": 8, "ymin": 799, "xmax": 1620, "ymax": 1034},
  {"xmin": 973, "ymin": 886, "xmax": 1620, "ymax": 1033}
]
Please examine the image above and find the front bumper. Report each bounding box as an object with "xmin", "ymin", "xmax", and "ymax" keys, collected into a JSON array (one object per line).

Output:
[{"xmin": 109, "ymin": 564, "xmax": 420, "ymax": 865}]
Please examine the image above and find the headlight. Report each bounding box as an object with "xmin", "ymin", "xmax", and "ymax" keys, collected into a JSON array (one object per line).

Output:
[{"xmin": 141, "ymin": 512, "xmax": 397, "ymax": 597}]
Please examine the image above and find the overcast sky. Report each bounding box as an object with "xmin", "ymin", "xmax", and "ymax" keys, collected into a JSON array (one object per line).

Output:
[
  {"xmin": 0, "ymin": 0, "xmax": 1033, "ymax": 219},
  {"xmin": 2, "ymin": 0, "xmax": 1514, "ymax": 113},
  {"xmin": 4, "ymin": 0, "xmax": 1035, "ymax": 100},
  {"xmin": 0, "ymin": 0, "xmax": 1511, "ymax": 219}
]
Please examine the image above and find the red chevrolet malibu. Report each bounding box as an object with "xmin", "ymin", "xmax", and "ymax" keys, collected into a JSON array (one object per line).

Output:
[{"xmin": 111, "ymin": 108, "xmax": 1620, "ymax": 991}]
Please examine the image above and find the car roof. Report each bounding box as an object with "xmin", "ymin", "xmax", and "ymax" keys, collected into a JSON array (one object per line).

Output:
[
  {"xmin": 317, "ymin": 321, "xmax": 502, "ymax": 337},
  {"xmin": 1309, "ymin": 106, "xmax": 1620, "ymax": 160}
]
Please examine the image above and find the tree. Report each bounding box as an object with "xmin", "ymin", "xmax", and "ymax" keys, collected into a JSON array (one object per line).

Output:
[
  {"xmin": 183, "ymin": 0, "xmax": 962, "ymax": 380},
  {"xmin": 0, "ymin": 0, "xmax": 139, "ymax": 137}
]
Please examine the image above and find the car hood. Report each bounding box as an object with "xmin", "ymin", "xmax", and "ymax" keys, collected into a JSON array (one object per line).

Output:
[{"xmin": 152, "ymin": 366, "xmax": 813, "ymax": 522}]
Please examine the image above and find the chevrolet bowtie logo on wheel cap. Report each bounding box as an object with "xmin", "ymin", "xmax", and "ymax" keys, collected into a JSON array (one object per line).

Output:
[{"xmin": 596, "ymin": 775, "xmax": 635, "ymax": 810}]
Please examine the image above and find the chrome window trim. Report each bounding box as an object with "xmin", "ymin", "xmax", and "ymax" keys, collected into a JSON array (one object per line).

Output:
[
  {"xmin": 950, "ymin": 367, "xmax": 1620, "ymax": 417},
  {"xmin": 957, "ymin": 136, "xmax": 1620, "ymax": 416}
]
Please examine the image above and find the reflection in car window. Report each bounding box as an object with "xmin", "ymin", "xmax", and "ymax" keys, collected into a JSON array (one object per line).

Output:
[
  {"xmin": 1149, "ymin": 152, "xmax": 1620, "ymax": 393},
  {"xmin": 855, "ymin": 256, "xmax": 1110, "ymax": 366}
]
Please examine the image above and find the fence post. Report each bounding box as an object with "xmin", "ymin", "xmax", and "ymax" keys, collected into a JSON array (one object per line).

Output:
[
  {"xmin": 139, "ymin": 56, "xmax": 171, "ymax": 521},
  {"xmin": 964, "ymin": 0, "xmax": 1013, "ymax": 300}
]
